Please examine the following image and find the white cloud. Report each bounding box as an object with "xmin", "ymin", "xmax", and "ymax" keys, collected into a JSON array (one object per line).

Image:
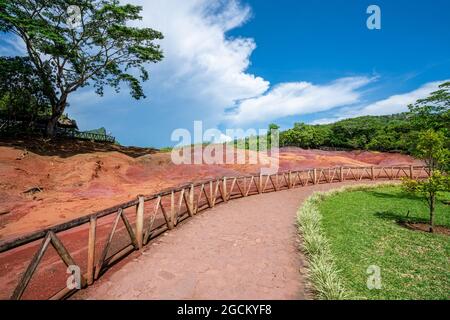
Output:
[
  {"xmin": 130, "ymin": 0, "xmax": 269, "ymax": 111},
  {"xmin": 312, "ymin": 80, "xmax": 448, "ymax": 124},
  {"xmin": 353, "ymin": 80, "xmax": 445, "ymax": 116},
  {"xmin": 226, "ymin": 76, "xmax": 374, "ymax": 125},
  {"xmin": 310, "ymin": 117, "xmax": 339, "ymax": 125},
  {"xmin": 67, "ymin": 0, "xmax": 271, "ymax": 146}
]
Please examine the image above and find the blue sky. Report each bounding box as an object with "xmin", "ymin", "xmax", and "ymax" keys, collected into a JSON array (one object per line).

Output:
[
  {"xmin": 225, "ymin": 0, "xmax": 450, "ymax": 128},
  {"xmin": 1, "ymin": 0, "xmax": 449, "ymax": 147}
]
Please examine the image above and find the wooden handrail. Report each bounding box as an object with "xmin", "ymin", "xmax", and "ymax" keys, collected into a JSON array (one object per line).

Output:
[{"xmin": 0, "ymin": 165, "xmax": 430, "ymax": 299}]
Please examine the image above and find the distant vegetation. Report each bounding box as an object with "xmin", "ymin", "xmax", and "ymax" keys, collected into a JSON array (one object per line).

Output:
[
  {"xmin": 279, "ymin": 113, "xmax": 414, "ymax": 151},
  {"xmin": 277, "ymin": 82, "xmax": 449, "ymax": 154},
  {"xmin": 226, "ymin": 82, "xmax": 450, "ymax": 157},
  {"xmin": 179, "ymin": 83, "xmax": 449, "ymax": 160}
]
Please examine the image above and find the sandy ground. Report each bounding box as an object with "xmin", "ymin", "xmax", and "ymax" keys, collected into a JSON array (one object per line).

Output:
[
  {"xmin": 73, "ymin": 181, "xmax": 382, "ymax": 300},
  {"xmin": 0, "ymin": 142, "xmax": 421, "ymax": 242}
]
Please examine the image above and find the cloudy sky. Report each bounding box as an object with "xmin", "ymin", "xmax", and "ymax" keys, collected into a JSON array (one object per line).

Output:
[{"xmin": 1, "ymin": 0, "xmax": 450, "ymax": 147}]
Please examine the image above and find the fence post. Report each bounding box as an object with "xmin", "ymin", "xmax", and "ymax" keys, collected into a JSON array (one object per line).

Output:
[
  {"xmin": 409, "ymin": 165, "xmax": 414, "ymax": 179},
  {"xmin": 170, "ymin": 190, "xmax": 175, "ymax": 228},
  {"xmin": 209, "ymin": 181, "xmax": 214, "ymax": 206},
  {"xmin": 259, "ymin": 174, "xmax": 262, "ymax": 193},
  {"xmin": 243, "ymin": 177, "xmax": 248, "ymax": 196},
  {"xmin": 371, "ymin": 167, "xmax": 375, "ymax": 180},
  {"xmin": 223, "ymin": 177, "xmax": 227, "ymax": 202},
  {"xmin": 313, "ymin": 169, "xmax": 317, "ymax": 185},
  {"xmin": 288, "ymin": 171, "xmax": 292, "ymax": 189},
  {"xmin": 212, "ymin": 181, "xmax": 217, "ymax": 207},
  {"xmin": 340, "ymin": 167, "xmax": 344, "ymax": 182},
  {"xmin": 136, "ymin": 196, "xmax": 144, "ymax": 249},
  {"xmin": 87, "ymin": 216, "xmax": 97, "ymax": 285},
  {"xmin": 189, "ymin": 184, "xmax": 194, "ymax": 214}
]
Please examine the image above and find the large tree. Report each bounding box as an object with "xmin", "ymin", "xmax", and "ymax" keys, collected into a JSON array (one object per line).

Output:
[{"xmin": 0, "ymin": 0, "xmax": 163, "ymax": 135}]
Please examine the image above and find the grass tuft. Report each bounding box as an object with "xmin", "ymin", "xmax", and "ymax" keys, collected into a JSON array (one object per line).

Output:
[{"xmin": 297, "ymin": 190, "xmax": 348, "ymax": 299}]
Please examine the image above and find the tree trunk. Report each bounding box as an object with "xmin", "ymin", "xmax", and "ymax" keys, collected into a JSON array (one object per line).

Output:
[
  {"xmin": 46, "ymin": 112, "xmax": 61, "ymax": 137},
  {"xmin": 46, "ymin": 98, "xmax": 66, "ymax": 137},
  {"xmin": 429, "ymin": 192, "xmax": 435, "ymax": 233}
]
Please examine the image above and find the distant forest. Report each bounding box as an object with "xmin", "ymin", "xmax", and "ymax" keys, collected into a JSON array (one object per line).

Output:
[
  {"xmin": 278, "ymin": 113, "xmax": 425, "ymax": 152},
  {"xmin": 254, "ymin": 82, "xmax": 450, "ymax": 154}
]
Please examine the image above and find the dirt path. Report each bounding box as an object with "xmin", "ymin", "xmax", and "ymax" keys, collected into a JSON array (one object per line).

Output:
[{"xmin": 74, "ymin": 181, "xmax": 379, "ymax": 300}]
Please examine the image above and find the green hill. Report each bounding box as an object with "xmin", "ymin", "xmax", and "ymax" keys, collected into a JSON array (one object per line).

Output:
[{"xmin": 278, "ymin": 111, "xmax": 448, "ymax": 153}]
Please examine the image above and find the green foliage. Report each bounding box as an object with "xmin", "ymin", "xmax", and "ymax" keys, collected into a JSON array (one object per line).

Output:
[
  {"xmin": 403, "ymin": 171, "xmax": 450, "ymax": 198},
  {"xmin": 408, "ymin": 81, "xmax": 450, "ymax": 135},
  {"xmin": 281, "ymin": 122, "xmax": 332, "ymax": 148},
  {"xmin": 267, "ymin": 123, "xmax": 280, "ymax": 148},
  {"xmin": 274, "ymin": 82, "xmax": 450, "ymax": 153},
  {"xmin": 0, "ymin": 0, "xmax": 164, "ymax": 134},
  {"xmin": 0, "ymin": 56, "xmax": 51, "ymax": 119},
  {"xmin": 276, "ymin": 113, "xmax": 419, "ymax": 152},
  {"xmin": 413, "ymin": 129, "xmax": 449, "ymax": 171},
  {"xmin": 402, "ymin": 170, "xmax": 450, "ymax": 232},
  {"xmin": 158, "ymin": 146, "xmax": 173, "ymax": 153}
]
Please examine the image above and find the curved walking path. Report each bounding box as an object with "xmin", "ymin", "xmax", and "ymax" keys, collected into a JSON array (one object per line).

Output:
[{"xmin": 74, "ymin": 181, "xmax": 379, "ymax": 300}]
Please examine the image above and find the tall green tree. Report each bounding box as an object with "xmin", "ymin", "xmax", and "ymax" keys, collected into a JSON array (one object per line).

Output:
[{"xmin": 0, "ymin": 0, "xmax": 164, "ymax": 135}]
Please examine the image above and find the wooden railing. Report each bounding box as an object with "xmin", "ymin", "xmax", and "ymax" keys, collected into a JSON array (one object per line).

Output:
[{"xmin": 0, "ymin": 165, "xmax": 430, "ymax": 300}]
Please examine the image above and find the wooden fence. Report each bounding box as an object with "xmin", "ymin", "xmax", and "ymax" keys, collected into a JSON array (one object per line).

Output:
[{"xmin": 0, "ymin": 165, "xmax": 430, "ymax": 300}]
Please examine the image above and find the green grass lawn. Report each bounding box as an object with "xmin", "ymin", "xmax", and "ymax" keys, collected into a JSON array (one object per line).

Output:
[{"xmin": 317, "ymin": 185, "xmax": 450, "ymax": 300}]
